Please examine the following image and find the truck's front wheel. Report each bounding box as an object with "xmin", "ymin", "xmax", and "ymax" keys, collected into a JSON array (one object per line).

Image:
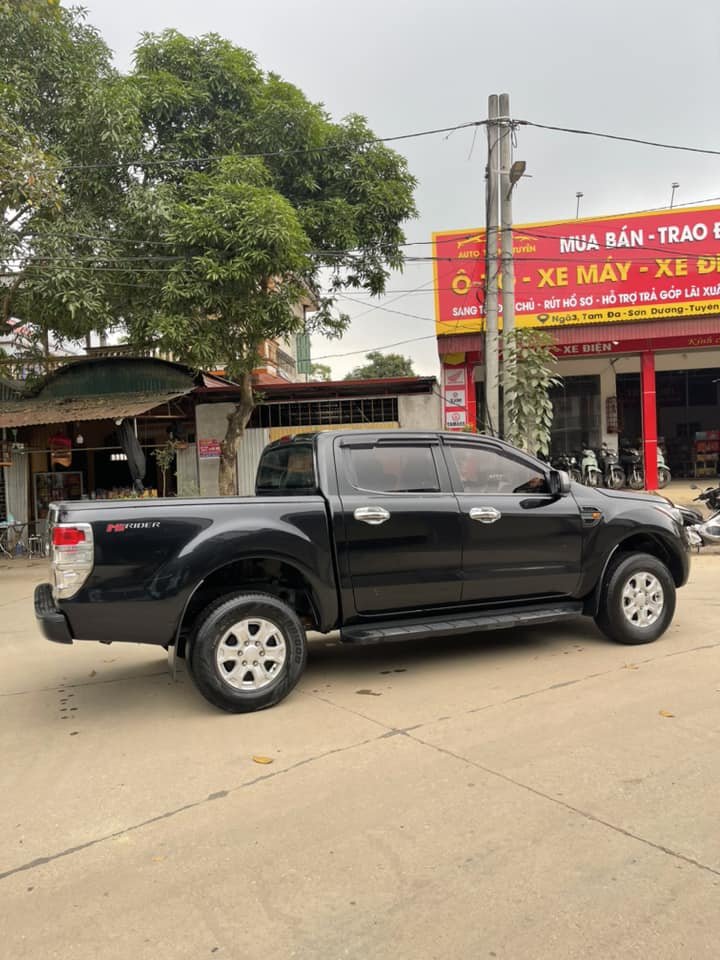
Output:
[
  {"xmin": 189, "ymin": 592, "xmax": 307, "ymax": 712},
  {"xmin": 595, "ymin": 553, "xmax": 676, "ymax": 645}
]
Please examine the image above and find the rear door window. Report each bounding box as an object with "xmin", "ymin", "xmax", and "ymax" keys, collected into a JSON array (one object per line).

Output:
[
  {"xmin": 256, "ymin": 443, "xmax": 317, "ymax": 493},
  {"xmin": 346, "ymin": 444, "xmax": 440, "ymax": 493}
]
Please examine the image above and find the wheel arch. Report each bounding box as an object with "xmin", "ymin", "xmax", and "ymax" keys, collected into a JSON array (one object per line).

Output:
[
  {"xmin": 583, "ymin": 532, "xmax": 686, "ymax": 617},
  {"xmin": 175, "ymin": 556, "xmax": 326, "ymax": 658}
]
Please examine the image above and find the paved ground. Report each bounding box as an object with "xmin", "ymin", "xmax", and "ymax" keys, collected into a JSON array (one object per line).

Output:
[{"xmin": 1, "ymin": 556, "xmax": 719, "ymax": 959}]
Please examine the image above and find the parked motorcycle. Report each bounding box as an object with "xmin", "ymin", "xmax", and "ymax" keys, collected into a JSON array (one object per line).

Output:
[
  {"xmin": 619, "ymin": 441, "xmax": 671, "ymax": 489},
  {"xmin": 553, "ymin": 452, "xmax": 581, "ymax": 484},
  {"xmin": 681, "ymin": 484, "xmax": 720, "ymax": 549},
  {"xmin": 691, "ymin": 483, "xmax": 720, "ymax": 512},
  {"xmin": 619, "ymin": 442, "xmax": 644, "ymax": 489},
  {"xmin": 576, "ymin": 446, "xmax": 602, "ymax": 486},
  {"xmin": 597, "ymin": 443, "xmax": 625, "ymax": 489}
]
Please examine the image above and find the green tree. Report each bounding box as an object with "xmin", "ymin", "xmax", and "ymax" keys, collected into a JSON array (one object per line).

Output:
[
  {"xmin": 344, "ymin": 350, "xmax": 416, "ymax": 380},
  {"xmin": 0, "ymin": 2, "xmax": 141, "ymax": 343},
  {"xmin": 124, "ymin": 30, "xmax": 417, "ymax": 494},
  {"xmin": 308, "ymin": 362, "xmax": 332, "ymax": 382},
  {"xmin": 502, "ymin": 329, "xmax": 561, "ymax": 456},
  {"xmin": 1, "ymin": 19, "xmax": 417, "ymax": 494}
]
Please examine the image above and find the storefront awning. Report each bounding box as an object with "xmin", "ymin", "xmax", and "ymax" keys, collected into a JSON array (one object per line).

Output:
[
  {"xmin": 0, "ymin": 391, "xmax": 190, "ymax": 429},
  {"xmin": 438, "ymin": 315, "xmax": 720, "ymax": 359}
]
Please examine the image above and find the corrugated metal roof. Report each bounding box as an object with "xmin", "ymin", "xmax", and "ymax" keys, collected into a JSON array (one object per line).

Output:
[
  {"xmin": 0, "ymin": 391, "xmax": 189, "ymax": 428},
  {"xmin": 38, "ymin": 357, "xmax": 195, "ymax": 399},
  {"xmin": 0, "ymin": 377, "xmax": 24, "ymax": 402}
]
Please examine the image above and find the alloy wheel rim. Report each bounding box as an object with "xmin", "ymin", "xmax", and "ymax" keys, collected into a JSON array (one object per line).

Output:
[
  {"xmin": 621, "ymin": 572, "xmax": 664, "ymax": 628},
  {"xmin": 215, "ymin": 617, "xmax": 287, "ymax": 690}
]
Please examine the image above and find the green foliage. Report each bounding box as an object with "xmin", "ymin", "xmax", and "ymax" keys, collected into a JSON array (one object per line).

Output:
[
  {"xmin": 502, "ymin": 329, "xmax": 561, "ymax": 456},
  {"xmin": 2, "ymin": 17, "xmax": 418, "ymax": 490},
  {"xmin": 151, "ymin": 439, "xmax": 180, "ymax": 496},
  {"xmin": 344, "ymin": 351, "xmax": 416, "ymax": 380},
  {"xmin": 0, "ymin": 3, "xmax": 141, "ymax": 334},
  {"xmin": 122, "ymin": 29, "xmax": 417, "ymax": 374},
  {"xmin": 308, "ymin": 362, "xmax": 332, "ymax": 381}
]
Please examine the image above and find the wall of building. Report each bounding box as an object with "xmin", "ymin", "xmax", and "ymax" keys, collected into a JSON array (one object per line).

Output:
[
  {"xmin": 237, "ymin": 429, "xmax": 271, "ymax": 496},
  {"xmin": 198, "ymin": 390, "xmax": 442, "ymax": 495},
  {"xmin": 195, "ymin": 404, "xmax": 271, "ymax": 496},
  {"xmin": 195, "ymin": 402, "xmax": 232, "ymax": 497},
  {"xmin": 397, "ymin": 392, "xmax": 442, "ymax": 430},
  {"xmin": 176, "ymin": 443, "xmax": 199, "ymax": 497}
]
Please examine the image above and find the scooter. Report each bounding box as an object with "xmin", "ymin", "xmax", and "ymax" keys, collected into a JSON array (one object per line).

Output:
[
  {"xmin": 657, "ymin": 445, "xmax": 671, "ymax": 489},
  {"xmin": 688, "ymin": 484, "xmax": 720, "ymax": 547},
  {"xmin": 598, "ymin": 443, "xmax": 625, "ymax": 489},
  {"xmin": 577, "ymin": 446, "xmax": 602, "ymax": 486}
]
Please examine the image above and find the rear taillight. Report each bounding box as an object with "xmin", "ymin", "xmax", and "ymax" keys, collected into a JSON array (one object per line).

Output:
[
  {"xmin": 51, "ymin": 522, "xmax": 94, "ymax": 601},
  {"xmin": 52, "ymin": 526, "xmax": 87, "ymax": 547}
]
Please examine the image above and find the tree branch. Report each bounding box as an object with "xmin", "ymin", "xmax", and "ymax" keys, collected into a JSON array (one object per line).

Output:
[
  {"xmin": 5, "ymin": 205, "xmax": 31, "ymax": 228},
  {"xmin": 2, "ymin": 272, "xmax": 25, "ymax": 325}
]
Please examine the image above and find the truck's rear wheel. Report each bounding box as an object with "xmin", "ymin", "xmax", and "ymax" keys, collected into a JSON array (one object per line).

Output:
[
  {"xmin": 594, "ymin": 553, "xmax": 675, "ymax": 645},
  {"xmin": 189, "ymin": 592, "xmax": 307, "ymax": 712}
]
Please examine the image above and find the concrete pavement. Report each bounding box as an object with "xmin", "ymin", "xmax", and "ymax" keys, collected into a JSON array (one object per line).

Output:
[{"xmin": 1, "ymin": 556, "xmax": 719, "ymax": 959}]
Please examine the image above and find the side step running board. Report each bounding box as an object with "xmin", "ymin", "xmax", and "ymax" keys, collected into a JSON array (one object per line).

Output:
[{"xmin": 340, "ymin": 602, "xmax": 584, "ymax": 645}]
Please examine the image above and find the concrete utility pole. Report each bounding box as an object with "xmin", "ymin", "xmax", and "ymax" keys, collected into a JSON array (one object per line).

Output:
[
  {"xmin": 484, "ymin": 94, "xmax": 500, "ymax": 436},
  {"xmin": 499, "ymin": 92, "xmax": 514, "ymax": 439}
]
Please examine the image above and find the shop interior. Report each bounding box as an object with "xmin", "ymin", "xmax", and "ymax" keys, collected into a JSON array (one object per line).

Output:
[
  {"xmin": 617, "ymin": 368, "xmax": 720, "ymax": 478},
  {"xmin": 27, "ymin": 413, "xmax": 195, "ymax": 527}
]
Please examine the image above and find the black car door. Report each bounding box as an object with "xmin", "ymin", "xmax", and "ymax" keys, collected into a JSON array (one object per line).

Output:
[
  {"xmin": 335, "ymin": 435, "xmax": 463, "ymax": 615},
  {"xmin": 443, "ymin": 438, "xmax": 583, "ymax": 603}
]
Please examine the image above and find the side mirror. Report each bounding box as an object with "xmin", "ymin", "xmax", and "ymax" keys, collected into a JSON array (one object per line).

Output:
[{"xmin": 549, "ymin": 469, "xmax": 571, "ymax": 496}]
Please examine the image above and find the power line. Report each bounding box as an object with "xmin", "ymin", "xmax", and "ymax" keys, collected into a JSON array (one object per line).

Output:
[
  {"xmin": 312, "ymin": 333, "xmax": 438, "ymax": 361},
  {"xmin": 58, "ymin": 120, "xmax": 486, "ymax": 171},
  {"xmin": 517, "ymin": 119, "xmax": 720, "ymax": 158},
  {"xmin": 337, "ymin": 292, "xmax": 437, "ymax": 325},
  {"xmin": 15, "ymin": 193, "xmax": 720, "ymax": 255}
]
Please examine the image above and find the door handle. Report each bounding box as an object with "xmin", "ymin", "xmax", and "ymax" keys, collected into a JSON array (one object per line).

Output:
[
  {"xmin": 469, "ymin": 507, "xmax": 502, "ymax": 524},
  {"xmin": 354, "ymin": 506, "xmax": 391, "ymax": 525}
]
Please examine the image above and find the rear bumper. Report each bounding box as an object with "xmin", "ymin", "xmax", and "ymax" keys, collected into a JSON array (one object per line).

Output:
[{"xmin": 34, "ymin": 583, "xmax": 74, "ymax": 645}]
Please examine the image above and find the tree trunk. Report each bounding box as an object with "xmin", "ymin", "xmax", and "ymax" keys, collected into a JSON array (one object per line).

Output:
[{"xmin": 218, "ymin": 371, "xmax": 254, "ymax": 496}]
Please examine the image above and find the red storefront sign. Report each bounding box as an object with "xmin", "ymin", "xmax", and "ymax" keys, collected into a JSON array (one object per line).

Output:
[{"xmin": 434, "ymin": 205, "xmax": 720, "ymax": 334}]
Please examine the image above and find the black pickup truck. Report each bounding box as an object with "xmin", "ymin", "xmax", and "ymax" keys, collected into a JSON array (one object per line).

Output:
[{"xmin": 36, "ymin": 430, "xmax": 690, "ymax": 712}]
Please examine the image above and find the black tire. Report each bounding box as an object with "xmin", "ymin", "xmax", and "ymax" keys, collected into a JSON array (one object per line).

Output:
[
  {"xmin": 570, "ymin": 469, "xmax": 582, "ymax": 484},
  {"xmin": 628, "ymin": 469, "xmax": 644, "ymax": 490},
  {"xmin": 658, "ymin": 466, "xmax": 671, "ymax": 488},
  {"xmin": 607, "ymin": 467, "xmax": 625, "ymax": 490},
  {"xmin": 595, "ymin": 552, "xmax": 675, "ymax": 645},
  {"xmin": 188, "ymin": 591, "xmax": 307, "ymax": 713}
]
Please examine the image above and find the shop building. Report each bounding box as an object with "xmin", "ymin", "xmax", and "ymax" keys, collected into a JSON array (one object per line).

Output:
[
  {"xmin": 1, "ymin": 355, "xmax": 441, "ymax": 533},
  {"xmin": 433, "ymin": 206, "xmax": 720, "ymax": 484},
  {"xmin": 192, "ymin": 375, "xmax": 442, "ymax": 496},
  {"xmin": 0, "ymin": 356, "xmax": 228, "ymax": 534}
]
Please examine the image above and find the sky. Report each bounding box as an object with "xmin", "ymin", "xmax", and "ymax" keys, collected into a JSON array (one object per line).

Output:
[{"xmin": 78, "ymin": 0, "xmax": 720, "ymax": 377}]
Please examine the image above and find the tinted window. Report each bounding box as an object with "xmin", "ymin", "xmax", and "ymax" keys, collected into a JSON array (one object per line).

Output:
[
  {"xmin": 256, "ymin": 443, "xmax": 316, "ymax": 492},
  {"xmin": 347, "ymin": 445, "xmax": 440, "ymax": 493},
  {"xmin": 448, "ymin": 444, "xmax": 549, "ymax": 494}
]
